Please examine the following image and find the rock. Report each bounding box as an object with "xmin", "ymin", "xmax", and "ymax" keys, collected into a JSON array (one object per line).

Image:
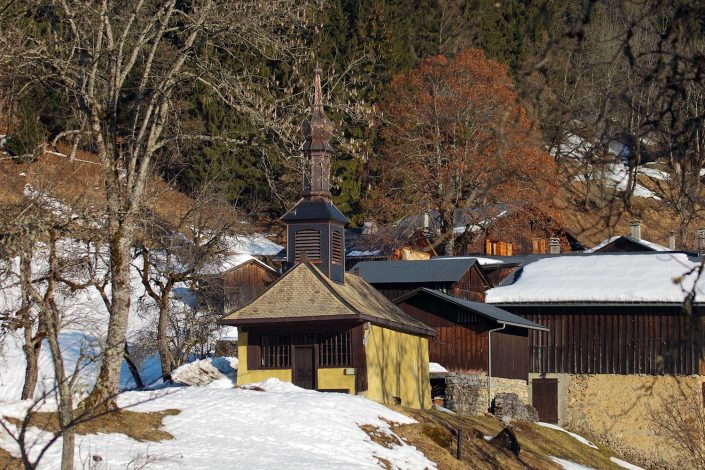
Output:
[
  {"xmin": 489, "ymin": 427, "xmax": 521, "ymax": 456},
  {"xmin": 171, "ymin": 357, "xmax": 237, "ymax": 386},
  {"xmin": 492, "ymin": 392, "xmax": 539, "ymax": 422}
]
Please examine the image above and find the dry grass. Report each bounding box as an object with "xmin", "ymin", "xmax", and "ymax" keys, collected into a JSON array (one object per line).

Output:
[
  {"xmin": 388, "ymin": 408, "xmax": 629, "ymax": 470},
  {"xmin": 0, "ymin": 447, "xmax": 21, "ymax": 470},
  {"xmin": 6, "ymin": 408, "xmax": 181, "ymax": 442}
]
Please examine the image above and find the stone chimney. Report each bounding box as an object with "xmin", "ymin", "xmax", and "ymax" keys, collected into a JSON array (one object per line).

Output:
[
  {"xmin": 668, "ymin": 231, "xmax": 676, "ymax": 250},
  {"xmin": 630, "ymin": 220, "xmax": 641, "ymax": 240},
  {"xmin": 362, "ymin": 218, "xmax": 378, "ymax": 235},
  {"xmin": 549, "ymin": 238, "xmax": 561, "ymax": 254},
  {"xmin": 698, "ymin": 229, "xmax": 705, "ymax": 255}
]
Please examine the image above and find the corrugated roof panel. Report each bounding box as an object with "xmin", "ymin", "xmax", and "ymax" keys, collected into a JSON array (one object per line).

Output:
[{"xmin": 350, "ymin": 258, "xmax": 478, "ymax": 284}]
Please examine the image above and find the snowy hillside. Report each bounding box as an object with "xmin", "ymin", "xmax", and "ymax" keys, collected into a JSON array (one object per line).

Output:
[{"xmin": 0, "ymin": 374, "xmax": 434, "ymax": 470}]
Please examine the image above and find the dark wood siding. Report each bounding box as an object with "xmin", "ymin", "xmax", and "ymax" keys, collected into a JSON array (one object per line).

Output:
[
  {"xmin": 502, "ymin": 305, "xmax": 705, "ymax": 375},
  {"xmin": 491, "ymin": 330, "xmax": 529, "ymax": 380},
  {"xmin": 221, "ymin": 262, "xmax": 279, "ymax": 312},
  {"xmin": 398, "ymin": 296, "xmax": 530, "ymax": 378},
  {"xmin": 452, "ymin": 265, "xmax": 490, "ymax": 302}
]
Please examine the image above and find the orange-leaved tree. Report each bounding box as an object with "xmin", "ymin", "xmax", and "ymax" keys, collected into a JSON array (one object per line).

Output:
[{"xmin": 365, "ymin": 48, "xmax": 558, "ymax": 255}]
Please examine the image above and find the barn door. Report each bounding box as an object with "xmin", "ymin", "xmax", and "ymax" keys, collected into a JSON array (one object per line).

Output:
[
  {"xmin": 293, "ymin": 346, "xmax": 316, "ymax": 390},
  {"xmin": 532, "ymin": 378, "xmax": 558, "ymax": 423}
]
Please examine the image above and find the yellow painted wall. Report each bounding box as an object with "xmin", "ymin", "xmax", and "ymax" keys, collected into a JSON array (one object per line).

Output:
[
  {"xmin": 317, "ymin": 368, "xmax": 355, "ymax": 393},
  {"xmin": 364, "ymin": 324, "xmax": 431, "ymax": 409},
  {"xmin": 236, "ymin": 331, "xmax": 292, "ymax": 385}
]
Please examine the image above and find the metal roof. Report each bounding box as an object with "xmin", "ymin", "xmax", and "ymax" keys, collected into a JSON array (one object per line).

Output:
[
  {"xmin": 349, "ymin": 258, "xmax": 479, "ymax": 284},
  {"xmin": 281, "ymin": 198, "xmax": 349, "ymax": 224},
  {"xmin": 394, "ymin": 288, "xmax": 548, "ymax": 331}
]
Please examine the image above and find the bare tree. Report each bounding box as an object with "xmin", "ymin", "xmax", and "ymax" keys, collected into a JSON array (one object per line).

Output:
[
  {"xmin": 136, "ymin": 186, "xmax": 238, "ymax": 381},
  {"xmin": 0, "ymin": 0, "xmax": 309, "ymax": 409}
]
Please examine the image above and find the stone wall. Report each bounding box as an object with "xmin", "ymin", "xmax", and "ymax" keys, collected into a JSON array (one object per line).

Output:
[
  {"xmin": 561, "ymin": 374, "xmax": 705, "ymax": 470},
  {"xmin": 442, "ymin": 373, "xmax": 528, "ymax": 415}
]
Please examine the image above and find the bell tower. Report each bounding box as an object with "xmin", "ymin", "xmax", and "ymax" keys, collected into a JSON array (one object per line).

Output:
[{"xmin": 281, "ymin": 65, "xmax": 348, "ymax": 283}]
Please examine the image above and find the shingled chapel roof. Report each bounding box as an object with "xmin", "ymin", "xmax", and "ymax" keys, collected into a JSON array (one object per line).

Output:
[{"xmin": 220, "ymin": 262, "xmax": 435, "ymax": 337}]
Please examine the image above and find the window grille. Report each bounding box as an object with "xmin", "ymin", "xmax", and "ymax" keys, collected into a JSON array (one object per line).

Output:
[
  {"xmin": 261, "ymin": 335, "xmax": 290, "ymax": 368},
  {"xmin": 319, "ymin": 331, "xmax": 352, "ymax": 367},
  {"xmin": 295, "ymin": 229, "xmax": 321, "ymax": 261}
]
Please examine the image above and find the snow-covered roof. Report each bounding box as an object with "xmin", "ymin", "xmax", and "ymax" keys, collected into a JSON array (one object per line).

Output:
[
  {"xmin": 485, "ymin": 253, "xmax": 704, "ymax": 304},
  {"xmin": 584, "ymin": 235, "xmax": 670, "ymax": 253},
  {"xmin": 224, "ymin": 233, "xmax": 283, "ymax": 257}
]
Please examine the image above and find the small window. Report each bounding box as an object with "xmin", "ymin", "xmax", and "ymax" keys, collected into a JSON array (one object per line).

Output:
[
  {"xmin": 319, "ymin": 331, "xmax": 352, "ymax": 367},
  {"xmin": 295, "ymin": 229, "xmax": 321, "ymax": 261},
  {"xmin": 261, "ymin": 335, "xmax": 290, "ymax": 368},
  {"xmin": 331, "ymin": 230, "xmax": 343, "ymax": 264}
]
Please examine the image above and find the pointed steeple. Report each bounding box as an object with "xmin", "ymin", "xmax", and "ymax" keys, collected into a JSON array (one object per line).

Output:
[
  {"xmin": 282, "ymin": 64, "xmax": 348, "ymax": 284},
  {"xmin": 302, "ymin": 64, "xmax": 334, "ymax": 199}
]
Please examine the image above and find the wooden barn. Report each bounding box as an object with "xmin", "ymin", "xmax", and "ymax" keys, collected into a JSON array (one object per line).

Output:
[
  {"xmin": 584, "ymin": 221, "xmax": 675, "ymax": 254},
  {"xmin": 394, "ymin": 288, "xmax": 547, "ymax": 378},
  {"xmin": 345, "ymin": 225, "xmax": 436, "ymax": 270},
  {"xmin": 486, "ymin": 252, "xmax": 705, "ymax": 422},
  {"xmin": 220, "ymin": 66, "xmax": 435, "ymax": 409},
  {"xmin": 350, "ymin": 258, "xmax": 493, "ymax": 302},
  {"xmin": 203, "ymin": 257, "xmax": 280, "ymax": 313}
]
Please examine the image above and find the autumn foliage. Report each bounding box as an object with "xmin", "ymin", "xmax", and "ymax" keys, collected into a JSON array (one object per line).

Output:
[{"xmin": 365, "ymin": 48, "xmax": 559, "ymax": 255}]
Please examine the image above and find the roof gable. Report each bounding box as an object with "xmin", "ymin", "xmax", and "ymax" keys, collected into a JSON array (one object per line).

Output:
[
  {"xmin": 585, "ymin": 235, "xmax": 670, "ymax": 253},
  {"xmin": 395, "ymin": 288, "xmax": 547, "ymax": 331},
  {"xmin": 221, "ymin": 262, "xmax": 435, "ymax": 336}
]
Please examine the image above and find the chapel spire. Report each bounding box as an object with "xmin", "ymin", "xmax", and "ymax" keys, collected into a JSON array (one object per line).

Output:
[{"xmin": 302, "ymin": 64, "xmax": 334, "ymax": 199}]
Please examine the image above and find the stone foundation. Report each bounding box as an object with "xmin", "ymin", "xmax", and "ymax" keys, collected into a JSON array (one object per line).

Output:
[
  {"xmin": 532, "ymin": 373, "xmax": 705, "ymax": 469},
  {"xmin": 440, "ymin": 373, "xmax": 529, "ymax": 415}
]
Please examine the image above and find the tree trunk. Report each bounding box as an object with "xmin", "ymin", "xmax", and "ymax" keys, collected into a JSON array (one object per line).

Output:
[
  {"xmin": 44, "ymin": 233, "xmax": 74, "ymax": 470},
  {"xmin": 83, "ymin": 225, "xmax": 133, "ymax": 410},
  {"xmin": 21, "ymin": 335, "xmax": 40, "ymax": 401},
  {"xmin": 123, "ymin": 343, "xmax": 144, "ymax": 389},
  {"xmin": 157, "ymin": 301, "xmax": 173, "ymax": 382}
]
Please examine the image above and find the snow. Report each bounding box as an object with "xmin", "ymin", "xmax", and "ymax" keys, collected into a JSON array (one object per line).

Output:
[
  {"xmin": 347, "ymin": 250, "xmax": 382, "ymax": 257},
  {"xmin": 553, "ymin": 133, "xmax": 594, "ymax": 159},
  {"xmin": 573, "ymin": 162, "xmax": 661, "ymax": 200},
  {"xmin": 549, "ymin": 456, "xmax": 595, "ymax": 470},
  {"xmin": 537, "ymin": 422, "xmax": 598, "ymax": 449},
  {"xmin": 430, "ymin": 256, "xmax": 503, "ymax": 266},
  {"xmin": 429, "ymin": 362, "xmax": 448, "ymax": 373},
  {"xmin": 170, "ymin": 357, "xmax": 237, "ymax": 386},
  {"xmin": 486, "ymin": 253, "xmax": 705, "ymax": 304},
  {"xmin": 584, "ymin": 236, "xmax": 670, "ymax": 253},
  {"xmin": 224, "ymin": 233, "xmax": 283, "ymax": 257},
  {"xmin": 0, "ymin": 374, "xmax": 435, "ymax": 469},
  {"xmin": 638, "ymin": 167, "xmax": 669, "ymax": 181},
  {"xmin": 610, "ymin": 456, "xmax": 645, "ymax": 470},
  {"xmin": 0, "ymin": 240, "xmax": 216, "ymax": 399}
]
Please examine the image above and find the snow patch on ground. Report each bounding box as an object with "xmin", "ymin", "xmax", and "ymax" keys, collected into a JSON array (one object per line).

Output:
[
  {"xmin": 0, "ymin": 378, "xmax": 434, "ymax": 469},
  {"xmin": 610, "ymin": 456, "xmax": 645, "ymax": 470},
  {"xmin": 537, "ymin": 422, "xmax": 598, "ymax": 449},
  {"xmin": 638, "ymin": 167, "xmax": 669, "ymax": 181},
  {"xmin": 549, "ymin": 456, "xmax": 595, "ymax": 470},
  {"xmin": 429, "ymin": 362, "xmax": 448, "ymax": 373},
  {"xmin": 170, "ymin": 357, "xmax": 237, "ymax": 386},
  {"xmin": 574, "ymin": 163, "xmax": 661, "ymax": 200}
]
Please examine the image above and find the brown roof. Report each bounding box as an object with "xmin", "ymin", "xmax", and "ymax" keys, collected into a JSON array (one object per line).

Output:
[{"xmin": 220, "ymin": 262, "xmax": 435, "ymax": 337}]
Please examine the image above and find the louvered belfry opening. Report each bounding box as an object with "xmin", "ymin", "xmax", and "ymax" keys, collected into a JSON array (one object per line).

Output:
[
  {"xmin": 331, "ymin": 230, "xmax": 343, "ymax": 264},
  {"xmin": 295, "ymin": 229, "xmax": 322, "ymax": 261},
  {"xmin": 281, "ymin": 65, "xmax": 349, "ymax": 284}
]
